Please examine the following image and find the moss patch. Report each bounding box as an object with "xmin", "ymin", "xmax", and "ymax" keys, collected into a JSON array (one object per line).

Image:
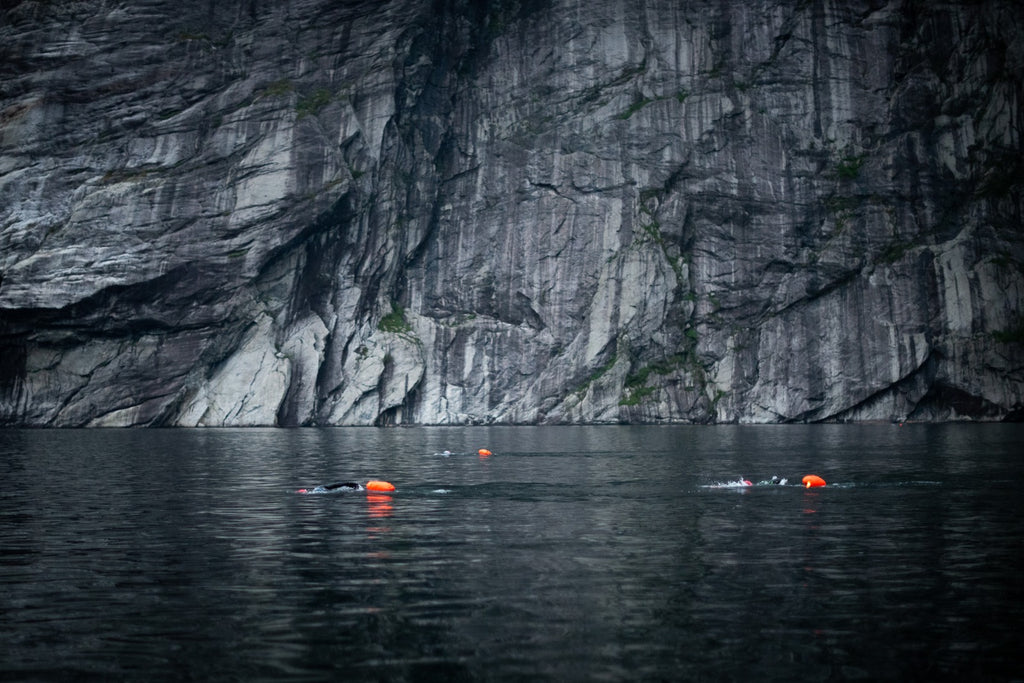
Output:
[
  {"xmin": 261, "ymin": 79, "xmax": 294, "ymax": 98},
  {"xmin": 835, "ymin": 151, "xmax": 866, "ymax": 180},
  {"xmin": 992, "ymin": 317, "xmax": 1024, "ymax": 344},
  {"xmin": 296, "ymin": 88, "xmax": 333, "ymax": 118},
  {"xmin": 618, "ymin": 354, "xmax": 687, "ymax": 405},
  {"xmin": 378, "ymin": 304, "xmax": 412, "ymax": 334}
]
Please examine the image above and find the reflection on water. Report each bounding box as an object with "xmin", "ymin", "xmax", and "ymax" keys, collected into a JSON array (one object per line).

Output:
[{"xmin": 1, "ymin": 425, "xmax": 1022, "ymax": 681}]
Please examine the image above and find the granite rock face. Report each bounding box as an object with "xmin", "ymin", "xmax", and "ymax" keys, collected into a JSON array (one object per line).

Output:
[{"xmin": 1, "ymin": 0, "xmax": 1022, "ymax": 426}]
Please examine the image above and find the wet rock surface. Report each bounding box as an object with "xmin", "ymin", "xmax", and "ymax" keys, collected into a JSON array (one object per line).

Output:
[{"xmin": 1, "ymin": 0, "xmax": 1022, "ymax": 425}]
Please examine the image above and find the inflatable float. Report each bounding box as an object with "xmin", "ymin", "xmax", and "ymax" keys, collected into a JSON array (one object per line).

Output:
[{"xmin": 802, "ymin": 474, "xmax": 826, "ymax": 488}]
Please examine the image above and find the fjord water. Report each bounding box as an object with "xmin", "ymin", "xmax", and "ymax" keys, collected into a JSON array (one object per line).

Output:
[{"xmin": 1, "ymin": 425, "xmax": 1022, "ymax": 682}]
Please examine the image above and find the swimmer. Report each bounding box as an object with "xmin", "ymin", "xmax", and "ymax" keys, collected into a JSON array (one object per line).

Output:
[
  {"xmin": 706, "ymin": 476, "xmax": 791, "ymax": 489},
  {"xmin": 296, "ymin": 481, "xmax": 363, "ymax": 494},
  {"xmin": 297, "ymin": 479, "xmax": 396, "ymax": 494},
  {"xmin": 321, "ymin": 481, "xmax": 364, "ymax": 491}
]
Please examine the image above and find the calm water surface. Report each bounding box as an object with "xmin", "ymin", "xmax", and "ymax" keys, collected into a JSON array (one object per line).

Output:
[{"xmin": 1, "ymin": 425, "xmax": 1022, "ymax": 682}]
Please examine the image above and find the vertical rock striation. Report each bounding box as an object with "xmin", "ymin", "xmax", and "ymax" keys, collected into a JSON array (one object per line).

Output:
[{"xmin": 1, "ymin": 0, "xmax": 1022, "ymax": 426}]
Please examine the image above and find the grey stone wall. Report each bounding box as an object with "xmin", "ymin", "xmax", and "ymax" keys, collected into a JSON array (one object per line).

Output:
[{"xmin": 1, "ymin": 0, "xmax": 1021, "ymax": 425}]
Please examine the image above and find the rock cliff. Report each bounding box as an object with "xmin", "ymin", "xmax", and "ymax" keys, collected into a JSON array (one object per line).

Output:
[{"xmin": 1, "ymin": 0, "xmax": 1022, "ymax": 426}]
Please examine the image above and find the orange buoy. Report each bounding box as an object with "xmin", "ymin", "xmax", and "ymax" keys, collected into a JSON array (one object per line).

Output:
[
  {"xmin": 802, "ymin": 474, "xmax": 826, "ymax": 488},
  {"xmin": 366, "ymin": 480, "xmax": 396, "ymax": 492},
  {"xmin": 477, "ymin": 448, "xmax": 493, "ymax": 456}
]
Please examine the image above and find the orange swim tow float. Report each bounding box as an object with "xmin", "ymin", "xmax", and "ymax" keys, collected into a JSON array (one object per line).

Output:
[
  {"xmin": 366, "ymin": 480, "xmax": 396, "ymax": 492},
  {"xmin": 802, "ymin": 474, "xmax": 826, "ymax": 488}
]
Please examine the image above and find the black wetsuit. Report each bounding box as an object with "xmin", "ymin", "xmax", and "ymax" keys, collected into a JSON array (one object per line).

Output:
[{"xmin": 321, "ymin": 482, "xmax": 363, "ymax": 491}]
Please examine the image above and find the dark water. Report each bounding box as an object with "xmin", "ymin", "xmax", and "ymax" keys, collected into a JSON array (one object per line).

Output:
[{"xmin": 1, "ymin": 425, "xmax": 1022, "ymax": 682}]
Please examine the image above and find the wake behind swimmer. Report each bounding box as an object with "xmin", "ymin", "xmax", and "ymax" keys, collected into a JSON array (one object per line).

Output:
[{"xmin": 705, "ymin": 475, "xmax": 788, "ymax": 489}]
